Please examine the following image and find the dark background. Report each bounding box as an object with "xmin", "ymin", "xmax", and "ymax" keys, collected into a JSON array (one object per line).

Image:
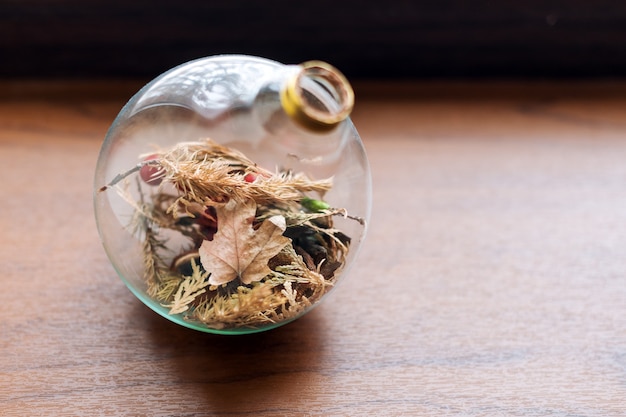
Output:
[{"xmin": 2, "ymin": 0, "xmax": 626, "ymax": 79}]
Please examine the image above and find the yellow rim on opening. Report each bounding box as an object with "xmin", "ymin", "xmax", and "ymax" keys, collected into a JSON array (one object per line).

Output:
[{"xmin": 280, "ymin": 61, "xmax": 354, "ymax": 132}]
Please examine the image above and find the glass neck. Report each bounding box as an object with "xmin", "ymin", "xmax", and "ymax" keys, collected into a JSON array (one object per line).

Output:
[{"xmin": 279, "ymin": 61, "xmax": 354, "ymax": 133}]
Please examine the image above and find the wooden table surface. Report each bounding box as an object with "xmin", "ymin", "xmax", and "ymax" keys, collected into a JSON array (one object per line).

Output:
[{"xmin": 1, "ymin": 81, "xmax": 625, "ymax": 416}]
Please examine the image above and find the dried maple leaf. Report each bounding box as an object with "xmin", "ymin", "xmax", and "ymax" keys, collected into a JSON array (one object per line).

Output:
[{"xmin": 199, "ymin": 199, "xmax": 291, "ymax": 286}]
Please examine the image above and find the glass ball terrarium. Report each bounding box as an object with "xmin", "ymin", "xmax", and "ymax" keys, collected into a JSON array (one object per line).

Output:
[{"xmin": 94, "ymin": 55, "xmax": 371, "ymax": 334}]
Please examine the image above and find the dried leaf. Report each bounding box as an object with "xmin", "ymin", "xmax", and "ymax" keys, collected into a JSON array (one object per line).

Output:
[{"xmin": 199, "ymin": 199, "xmax": 291, "ymax": 286}]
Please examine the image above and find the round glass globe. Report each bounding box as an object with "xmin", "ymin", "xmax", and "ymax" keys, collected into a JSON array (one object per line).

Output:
[{"xmin": 94, "ymin": 55, "xmax": 371, "ymax": 334}]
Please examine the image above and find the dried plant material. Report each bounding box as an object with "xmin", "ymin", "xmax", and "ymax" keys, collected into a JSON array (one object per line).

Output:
[
  {"xmin": 199, "ymin": 199, "xmax": 291, "ymax": 286},
  {"xmin": 162, "ymin": 260, "xmax": 210, "ymax": 315},
  {"xmin": 101, "ymin": 138, "xmax": 333, "ymax": 206},
  {"xmin": 103, "ymin": 138, "xmax": 365, "ymax": 330}
]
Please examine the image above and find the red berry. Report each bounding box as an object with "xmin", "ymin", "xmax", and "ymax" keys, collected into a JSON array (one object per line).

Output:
[
  {"xmin": 243, "ymin": 173, "xmax": 257, "ymax": 183},
  {"xmin": 139, "ymin": 154, "xmax": 164, "ymax": 186}
]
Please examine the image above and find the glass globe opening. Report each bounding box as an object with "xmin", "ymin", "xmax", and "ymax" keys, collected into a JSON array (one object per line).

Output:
[{"xmin": 280, "ymin": 61, "xmax": 354, "ymax": 132}]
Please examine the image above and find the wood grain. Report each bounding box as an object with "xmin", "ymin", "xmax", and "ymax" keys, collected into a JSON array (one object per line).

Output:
[{"xmin": 1, "ymin": 81, "xmax": 625, "ymax": 416}]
